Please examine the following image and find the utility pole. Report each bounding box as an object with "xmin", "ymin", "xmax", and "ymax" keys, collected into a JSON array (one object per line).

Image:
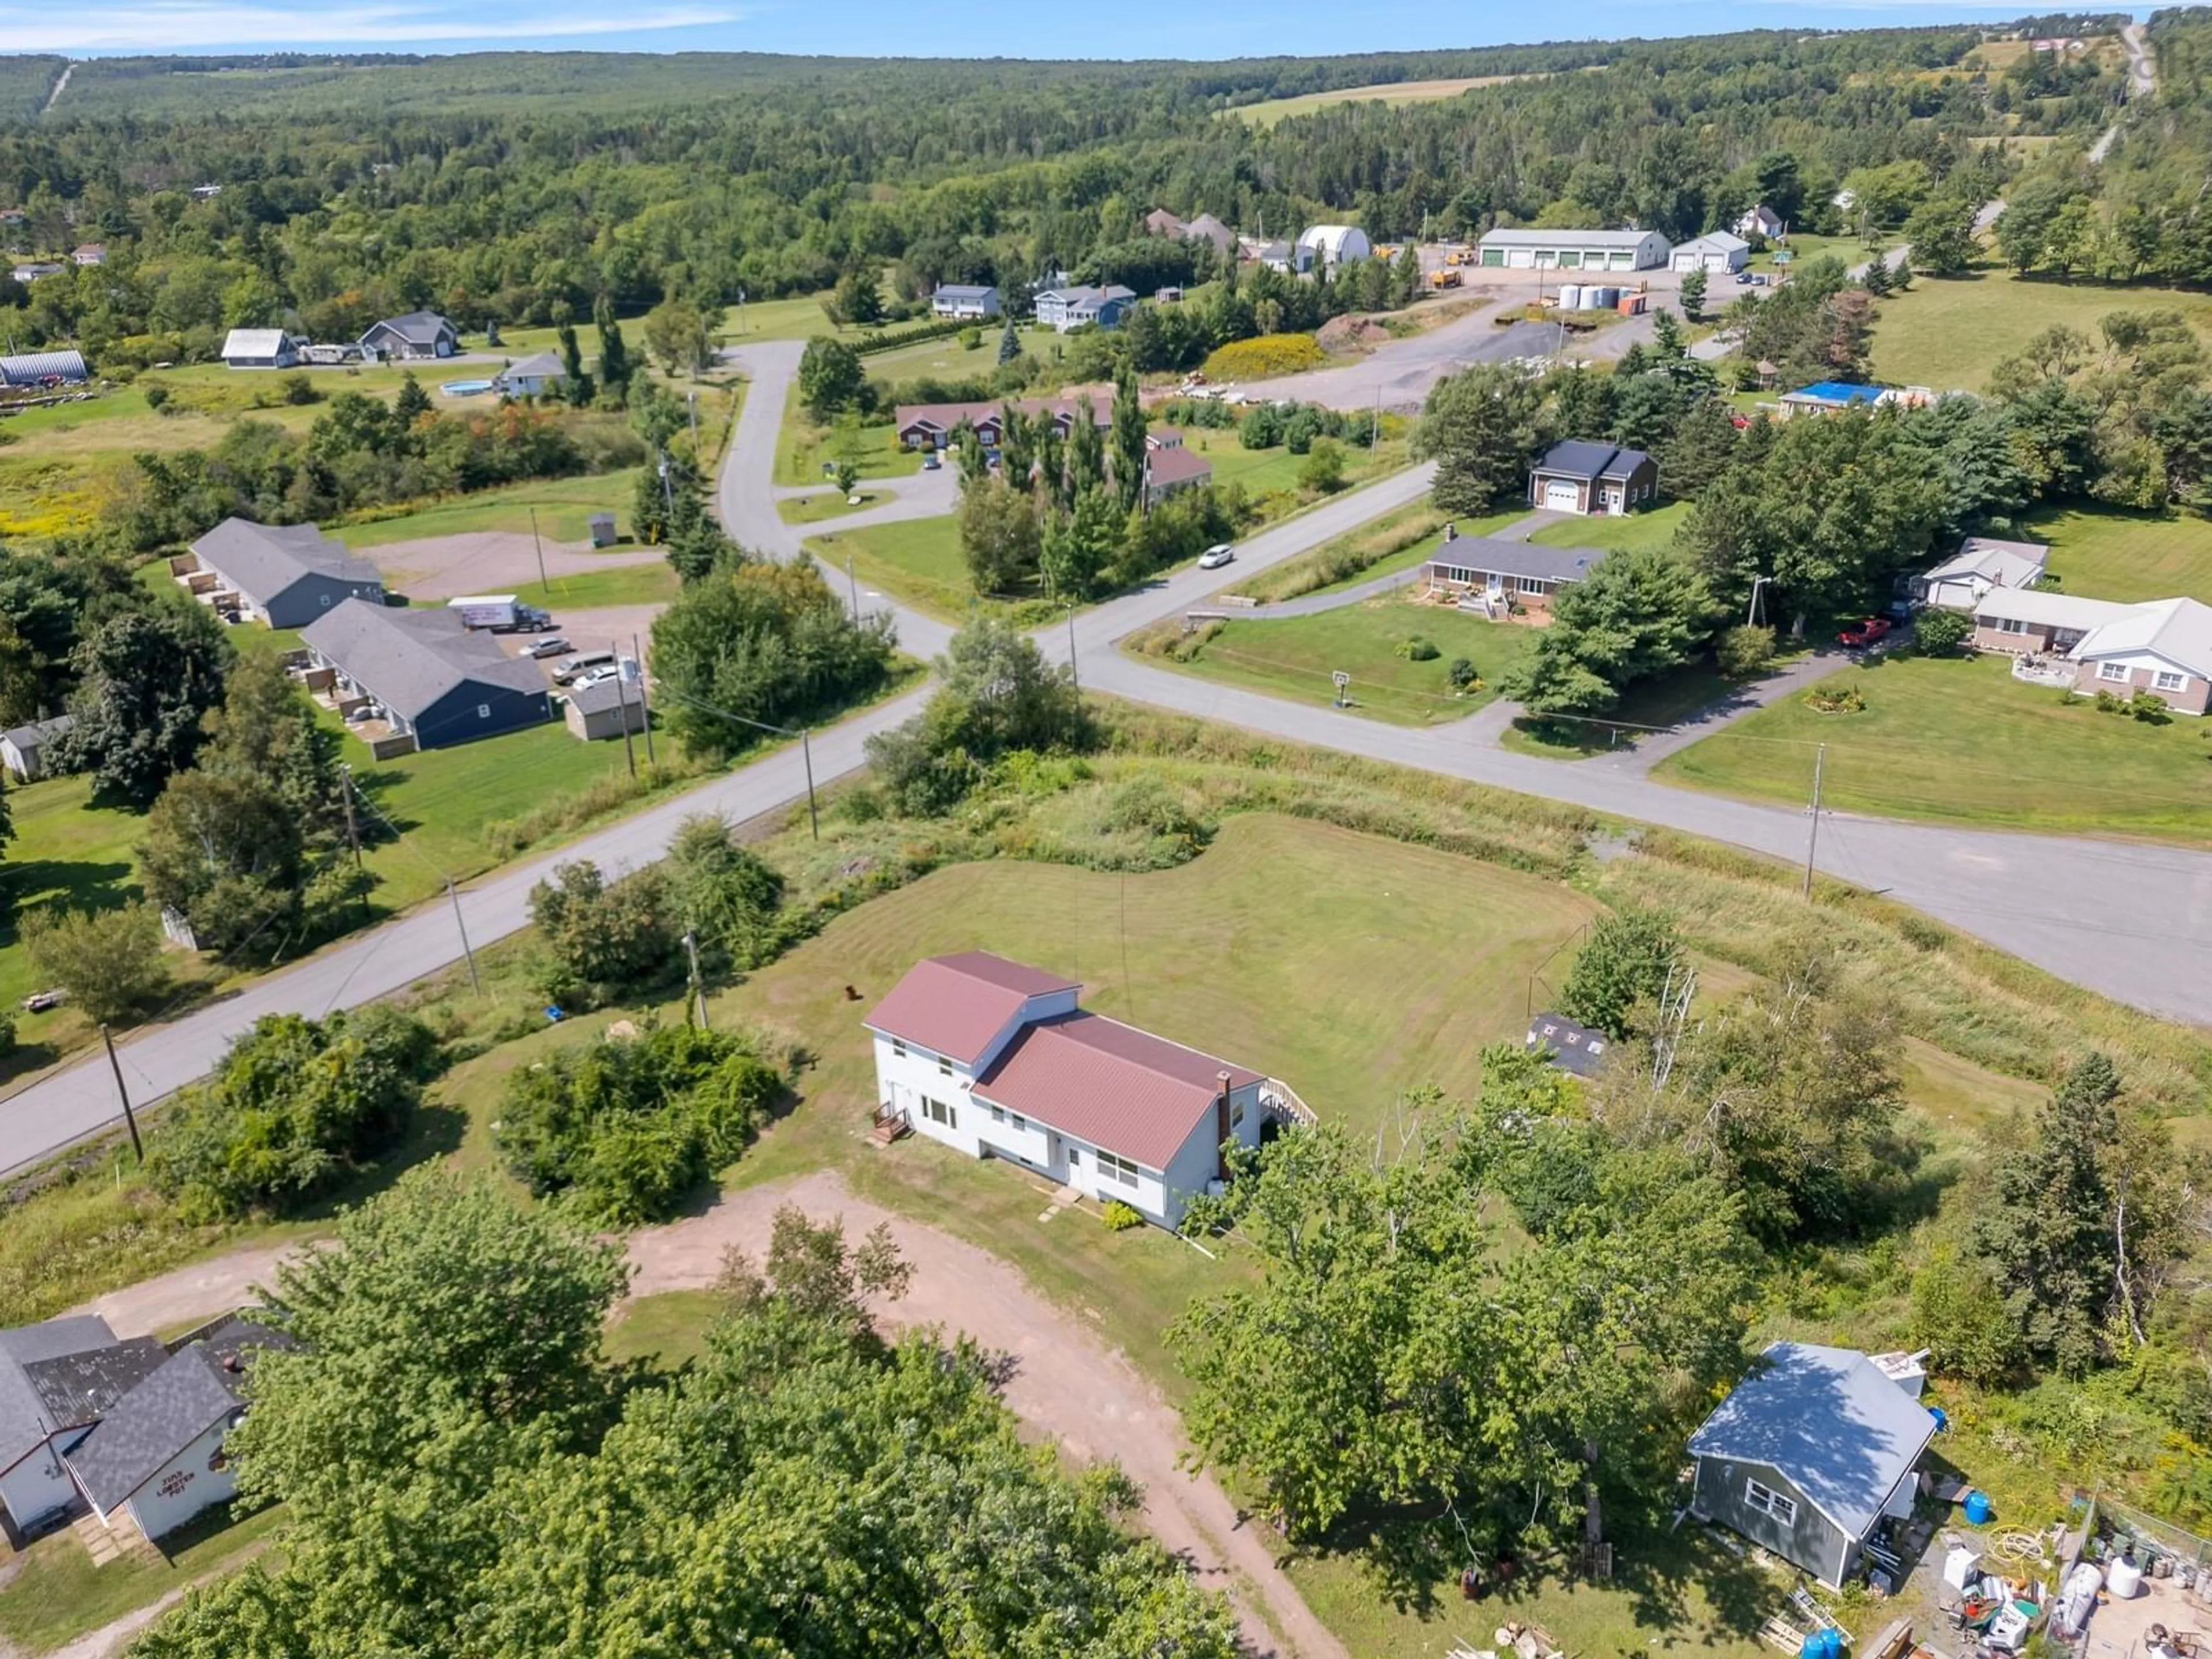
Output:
[
  {"xmin": 613, "ymin": 645, "xmax": 638, "ymax": 779},
  {"xmin": 1747, "ymin": 574, "xmax": 1771, "ymax": 628},
  {"xmin": 445, "ymin": 877, "xmax": 483, "ymax": 995},
  {"xmin": 529, "ymin": 507, "xmax": 550, "ymax": 597},
  {"xmin": 1802, "ymin": 743, "xmax": 1827, "ymax": 899},
  {"xmin": 631, "ymin": 631, "xmax": 656, "ymax": 766},
  {"xmin": 800, "ymin": 729, "xmax": 819, "ymax": 840},
  {"xmin": 683, "ymin": 930, "xmax": 709, "ymax": 1030},
  {"xmin": 101, "ymin": 1025, "xmax": 143, "ymax": 1164},
  {"xmin": 687, "ymin": 388, "xmax": 699, "ymax": 454},
  {"xmin": 338, "ymin": 764, "xmax": 363, "ymax": 869},
  {"xmin": 846, "ymin": 554, "xmax": 861, "ymax": 623},
  {"xmin": 1067, "ymin": 603, "xmax": 1080, "ymax": 691}
]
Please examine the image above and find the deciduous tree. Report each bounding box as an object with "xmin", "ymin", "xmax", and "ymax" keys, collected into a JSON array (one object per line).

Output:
[{"xmin": 1415, "ymin": 361, "xmax": 1549, "ymax": 514}]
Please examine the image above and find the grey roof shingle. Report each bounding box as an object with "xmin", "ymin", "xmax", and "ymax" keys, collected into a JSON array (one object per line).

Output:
[
  {"xmin": 498, "ymin": 350, "xmax": 565, "ymax": 382},
  {"xmin": 302, "ymin": 600, "xmax": 548, "ymax": 722},
  {"xmin": 0, "ymin": 1316, "xmax": 120, "ymax": 1467},
  {"xmin": 565, "ymin": 677, "xmax": 636, "ymax": 715},
  {"xmin": 1535, "ymin": 440, "xmax": 1651, "ymax": 483},
  {"xmin": 1425, "ymin": 535, "xmax": 1604, "ymax": 586},
  {"xmin": 191, "ymin": 518, "xmax": 385, "ymax": 609},
  {"xmin": 1688, "ymin": 1340, "xmax": 1937, "ymax": 1539},
  {"xmin": 1, "ymin": 714, "xmax": 73, "ymax": 755},
  {"xmin": 22, "ymin": 1338, "xmax": 169, "ymax": 1430},
  {"xmin": 65, "ymin": 1347, "xmax": 244, "ymax": 1513},
  {"xmin": 363, "ymin": 310, "xmax": 456, "ymax": 348}
]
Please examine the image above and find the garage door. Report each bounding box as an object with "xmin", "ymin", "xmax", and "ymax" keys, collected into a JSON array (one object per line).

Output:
[
  {"xmin": 1543, "ymin": 479, "xmax": 1581, "ymax": 511},
  {"xmin": 1611, "ymin": 251, "xmax": 1636, "ymax": 270},
  {"xmin": 1482, "ymin": 247, "xmax": 1504, "ymax": 266}
]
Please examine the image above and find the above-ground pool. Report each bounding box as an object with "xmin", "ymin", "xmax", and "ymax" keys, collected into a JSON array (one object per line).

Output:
[{"xmin": 440, "ymin": 377, "xmax": 497, "ymax": 396}]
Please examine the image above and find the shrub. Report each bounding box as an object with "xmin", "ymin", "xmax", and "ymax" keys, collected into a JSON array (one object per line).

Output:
[
  {"xmin": 1717, "ymin": 623, "xmax": 1777, "ymax": 679},
  {"xmin": 958, "ymin": 327, "xmax": 982, "ymax": 350},
  {"xmin": 1805, "ymin": 683, "xmax": 1867, "ymax": 714},
  {"xmin": 280, "ymin": 372, "xmax": 319, "ymax": 406},
  {"xmin": 140, "ymin": 381, "xmax": 171, "ymax": 412},
  {"xmin": 1298, "ymin": 437, "xmax": 1347, "ymax": 494},
  {"xmin": 495, "ymin": 1022, "xmax": 784, "ymax": 1224},
  {"xmin": 1395, "ymin": 635, "xmax": 1440, "ymax": 662},
  {"xmin": 1101, "ymin": 1199, "xmax": 1144, "ymax": 1231},
  {"xmin": 1913, "ymin": 608, "xmax": 1971, "ymax": 656},
  {"xmin": 0, "ymin": 1013, "xmax": 14, "ymax": 1056},
  {"xmin": 146, "ymin": 1009, "xmax": 441, "ymax": 1222},
  {"xmin": 1200, "ymin": 333, "xmax": 1326, "ymax": 382},
  {"xmin": 2130, "ymin": 690, "xmax": 2173, "ymax": 724},
  {"xmin": 1447, "ymin": 657, "xmax": 1478, "ymax": 689},
  {"xmin": 528, "ymin": 859, "xmax": 679, "ymax": 1005}
]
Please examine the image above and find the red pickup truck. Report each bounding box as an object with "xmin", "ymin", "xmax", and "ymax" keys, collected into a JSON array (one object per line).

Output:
[{"xmin": 1837, "ymin": 617, "xmax": 1894, "ymax": 649}]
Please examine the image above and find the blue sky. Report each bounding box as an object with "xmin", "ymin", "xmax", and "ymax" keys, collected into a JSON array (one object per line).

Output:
[{"xmin": 0, "ymin": 0, "xmax": 2142, "ymax": 59}]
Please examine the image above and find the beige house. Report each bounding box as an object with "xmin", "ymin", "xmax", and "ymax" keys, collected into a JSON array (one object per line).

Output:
[{"xmin": 1972, "ymin": 590, "xmax": 2212, "ymax": 715}]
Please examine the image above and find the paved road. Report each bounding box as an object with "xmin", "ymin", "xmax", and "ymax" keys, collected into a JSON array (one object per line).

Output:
[
  {"xmin": 1236, "ymin": 300, "xmax": 1567, "ymax": 412},
  {"xmin": 7, "ymin": 349, "xmax": 2212, "ymax": 1176},
  {"xmin": 2091, "ymin": 22, "xmax": 2156, "ymax": 163}
]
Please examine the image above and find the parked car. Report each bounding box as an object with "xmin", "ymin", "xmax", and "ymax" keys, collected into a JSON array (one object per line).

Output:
[
  {"xmin": 528, "ymin": 635, "xmax": 573, "ymax": 658},
  {"xmin": 573, "ymin": 666, "xmax": 620, "ymax": 691},
  {"xmin": 19, "ymin": 989, "xmax": 64, "ymax": 1013},
  {"xmin": 552, "ymin": 651, "xmax": 617, "ymax": 685},
  {"xmin": 1837, "ymin": 617, "xmax": 1894, "ymax": 649},
  {"xmin": 1197, "ymin": 543, "xmax": 1236, "ymax": 570},
  {"xmin": 1736, "ymin": 272, "xmax": 1756, "ymax": 285},
  {"xmin": 921, "ymin": 451, "xmax": 941, "ymax": 470}
]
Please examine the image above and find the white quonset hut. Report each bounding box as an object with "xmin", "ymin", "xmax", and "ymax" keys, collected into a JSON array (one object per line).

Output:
[
  {"xmin": 1296, "ymin": 225, "xmax": 1372, "ymax": 270},
  {"xmin": 1476, "ymin": 226, "xmax": 1669, "ymax": 271},
  {"xmin": 865, "ymin": 952, "xmax": 1269, "ymax": 1228}
]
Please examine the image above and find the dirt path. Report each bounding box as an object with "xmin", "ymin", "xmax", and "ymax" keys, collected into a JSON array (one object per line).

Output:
[{"xmin": 77, "ymin": 1173, "xmax": 1344, "ymax": 1659}]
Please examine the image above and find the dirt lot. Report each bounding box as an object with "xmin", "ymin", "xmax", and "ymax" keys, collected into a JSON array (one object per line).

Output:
[{"xmin": 358, "ymin": 529, "xmax": 662, "ymax": 600}]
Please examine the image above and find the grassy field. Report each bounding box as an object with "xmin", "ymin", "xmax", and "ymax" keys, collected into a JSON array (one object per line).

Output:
[
  {"xmin": 1654, "ymin": 653, "xmax": 2212, "ymax": 843},
  {"xmin": 1225, "ymin": 505, "xmax": 1524, "ymax": 604},
  {"xmin": 2028, "ymin": 504, "xmax": 2212, "ymax": 605},
  {"xmin": 711, "ymin": 292, "xmax": 844, "ymax": 344},
  {"xmin": 1500, "ymin": 657, "xmax": 1744, "ymax": 759},
  {"xmin": 329, "ymin": 472, "xmax": 645, "ymax": 550},
  {"xmin": 863, "ymin": 320, "xmax": 1064, "ymax": 383},
  {"xmin": 1869, "ymin": 270, "xmax": 2212, "ymax": 391},
  {"xmin": 773, "ymin": 399, "xmax": 927, "ymax": 489},
  {"xmin": 810, "ymin": 517, "xmax": 973, "ymax": 620},
  {"xmin": 1750, "ymin": 232, "xmax": 1863, "ymax": 275},
  {"xmin": 516, "ymin": 560, "xmax": 679, "ymax": 612},
  {"xmin": 1229, "ymin": 74, "xmax": 1526, "ymax": 126},
  {"xmin": 0, "ymin": 1502, "xmax": 287, "ymax": 1654},
  {"xmin": 1131, "ymin": 596, "xmax": 1543, "ymax": 726},
  {"xmin": 1528, "ymin": 498, "xmax": 1689, "ymax": 555},
  {"xmin": 775, "ymin": 487, "xmax": 887, "ymax": 526}
]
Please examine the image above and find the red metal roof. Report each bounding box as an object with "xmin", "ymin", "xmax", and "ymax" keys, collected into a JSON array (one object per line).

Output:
[
  {"xmin": 974, "ymin": 1013, "xmax": 1261, "ymax": 1171},
  {"xmin": 864, "ymin": 952, "xmax": 1078, "ymax": 1066}
]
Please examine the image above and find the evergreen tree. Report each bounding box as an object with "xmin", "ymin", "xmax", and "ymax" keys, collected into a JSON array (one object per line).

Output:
[
  {"xmin": 997, "ymin": 317, "xmax": 1021, "ymax": 366},
  {"xmin": 594, "ymin": 294, "xmax": 634, "ymax": 397},
  {"xmin": 391, "ymin": 372, "xmax": 431, "ymax": 429},
  {"xmin": 1110, "ymin": 361, "xmax": 1149, "ymax": 514}
]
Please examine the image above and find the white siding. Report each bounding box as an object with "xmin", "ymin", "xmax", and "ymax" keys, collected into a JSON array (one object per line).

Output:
[
  {"xmin": 0, "ymin": 1434, "xmax": 83, "ymax": 1528},
  {"xmin": 121, "ymin": 1417, "xmax": 237, "ymax": 1540}
]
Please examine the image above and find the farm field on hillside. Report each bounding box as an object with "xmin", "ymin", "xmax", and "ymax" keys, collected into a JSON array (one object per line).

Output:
[
  {"xmin": 1868, "ymin": 271, "xmax": 2212, "ymax": 391},
  {"xmin": 1229, "ymin": 74, "xmax": 1527, "ymax": 125},
  {"xmin": 1129, "ymin": 595, "xmax": 1541, "ymax": 725},
  {"xmin": 2028, "ymin": 505, "xmax": 2212, "ymax": 605},
  {"xmin": 1654, "ymin": 653, "xmax": 2212, "ymax": 843}
]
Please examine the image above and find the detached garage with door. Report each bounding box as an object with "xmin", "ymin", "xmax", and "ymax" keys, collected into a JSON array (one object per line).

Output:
[
  {"xmin": 1670, "ymin": 232, "xmax": 1751, "ymax": 274},
  {"xmin": 1478, "ymin": 227, "xmax": 1669, "ymax": 271},
  {"xmin": 1528, "ymin": 440, "xmax": 1657, "ymax": 516}
]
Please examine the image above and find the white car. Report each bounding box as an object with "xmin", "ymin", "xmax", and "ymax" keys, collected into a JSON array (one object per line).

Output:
[{"xmin": 1197, "ymin": 544, "xmax": 1236, "ymax": 570}]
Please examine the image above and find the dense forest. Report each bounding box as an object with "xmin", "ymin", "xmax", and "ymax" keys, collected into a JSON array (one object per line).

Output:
[{"xmin": 0, "ymin": 21, "xmax": 2132, "ymax": 359}]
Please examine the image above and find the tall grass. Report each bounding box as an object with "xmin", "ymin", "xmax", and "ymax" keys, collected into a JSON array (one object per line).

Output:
[{"xmin": 1231, "ymin": 503, "xmax": 1445, "ymax": 603}]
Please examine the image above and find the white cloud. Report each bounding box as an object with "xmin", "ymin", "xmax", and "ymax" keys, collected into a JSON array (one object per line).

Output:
[{"xmin": 0, "ymin": 1, "xmax": 738, "ymax": 51}]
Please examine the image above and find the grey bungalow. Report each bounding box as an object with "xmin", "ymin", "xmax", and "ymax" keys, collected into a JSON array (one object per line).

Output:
[{"xmin": 1687, "ymin": 1342, "xmax": 1937, "ymax": 1587}]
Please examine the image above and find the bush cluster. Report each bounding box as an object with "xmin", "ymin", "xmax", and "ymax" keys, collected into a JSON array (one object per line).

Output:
[
  {"xmin": 496, "ymin": 1022, "xmax": 785, "ymax": 1224},
  {"xmin": 1200, "ymin": 333, "xmax": 1325, "ymax": 382}
]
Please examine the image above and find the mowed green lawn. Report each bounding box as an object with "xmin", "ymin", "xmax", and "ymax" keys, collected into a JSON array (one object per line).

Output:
[
  {"xmin": 1655, "ymin": 653, "xmax": 2212, "ymax": 843},
  {"xmin": 330, "ymin": 472, "xmax": 646, "ymax": 550},
  {"xmin": 1869, "ymin": 270, "xmax": 2212, "ymax": 391},
  {"xmin": 0, "ymin": 1502, "xmax": 287, "ymax": 1654},
  {"xmin": 809, "ymin": 517, "xmax": 972, "ymax": 620},
  {"xmin": 1137, "ymin": 596, "xmax": 1543, "ymax": 725},
  {"xmin": 1528, "ymin": 498, "xmax": 1688, "ymax": 555},
  {"xmin": 2029, "ymin": 504, "xmax": 2212, "ymax": 605}
]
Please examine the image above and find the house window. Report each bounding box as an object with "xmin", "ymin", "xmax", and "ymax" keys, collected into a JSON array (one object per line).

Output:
[
  {"xmin": 2155, "ymin": 670, "xmax": 2187, "ymax": 692},
  {"xmin": 1744, "ymin": 1478, "xmax": 1798, "ymax": 1526},
  {"xmin": 1516, "ymin": 576, "xmax": 1549, "ymax": 596},
  {"xmin": 1230, "ymin": 1101, "xmax": 1245, "ymax": 1128},
  {"xmin": 891, "ymin": 1037, "xmax": 907, "ymax": 1059},
  {"xmin": 1067, "ymin": 1147, "xmax": 1081, "ymax": 1168},
  {"xmin": 1099, "ymin": 1152, "xmax": 1141, "ymax": 1187},
  {"xmin": 990, "ymin": 1105, "xmax": 1005, "ymax": 1124},
  {"xmin": 2099, "ymin": 661, "xmax": 2130, "ymax": 683},
  {"xmin": 922, "ymin": 1097, "xmax": 957, "ymax": 1130},
  {"xmin": 1011, "ymin": 1114, "xmax": 1027, "ymax": 1131},
  {"xmin": 1993, "ymin": 616, "xmax": 2026, "ymax": 634},
  {"xmin": 937, "ymin": 1055, "xmax": 953, "ymax": 1078}
]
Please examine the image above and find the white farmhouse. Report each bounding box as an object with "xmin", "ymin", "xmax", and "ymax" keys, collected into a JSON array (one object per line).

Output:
[{"xmin": 865, "ymin": 952, "xmax": 1271, "ymax": 1228}]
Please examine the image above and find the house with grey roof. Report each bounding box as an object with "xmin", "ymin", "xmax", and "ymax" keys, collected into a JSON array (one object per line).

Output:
[
  {"xmin": 0, "ymin": 1315, "xmax": 136, "ymax": 1536},
  {"xmin": 1688, "ymin": 1341, "xmax": 1938, "ymax": 1586},
  {"xmin": 62, "ymin": 1313, "xmax": 294, "ymax": 1543},
  {"xmin": 1918, "ymin": 536, "xmax": 2048, "ymax": 611},
  {"xmin": 358, "ymin": 309, "xmax": 459, "ymax": 361},
  {"xmin": 303, "ymin": 599, "xmax": 551, "ymax": 753},
  {"xmin": 1529, "ymin": 440, "xmax": 1658, "ymax": 516},
  {"xmin": 930, "ymin": 283, "xmax": 1001, "ymax": 320},
  {"xmin": 495, "ymin": 349, "xmax": 567, "ymax": 397},
  {"xmin": 1422, "ymin": 535, "xmax": 1604, "ymax": 613},
  {"xmin": 221, "ymin": 327, "xmax": 300, "ymax": 369},
  {"xmin": 563, "ymin": 674, "xmax": 646, "ymax": 742},
  {"xmin": 1, "ymin": 714, "xmax": 73, "ymax": 782},
  {"xmin": 180, "ymin": 518, "xmax": 388, "ymax": 629},
  {"xmin": 1033, "ymin": 285, "xmax": 1135, "ymax": 332}
]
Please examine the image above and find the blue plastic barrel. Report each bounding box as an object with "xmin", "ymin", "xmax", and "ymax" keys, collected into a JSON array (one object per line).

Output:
[
  {"xmin": 1801, "ymin": 1635, "xmax": 1826, "ymax": 1659},
  {"xmin": 1964, "ymin": 1490, "xmax": 1994, "ymax": 1526},
  {"xmin": 1929, "ymin": 1406, "xmax": 1949, "ymax": 1433}
]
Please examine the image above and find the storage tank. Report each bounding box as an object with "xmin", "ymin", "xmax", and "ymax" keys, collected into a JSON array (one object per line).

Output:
[
  {"xmin": 1556, "ymin": 283, "xmax": 1582, "ymax": 311},
  {"xmin": 1963, "ymin": 1490, "xmax": 1994, "ymax": 1526},
  {"xmin": 1593, "ymin": 285, "xmax": 1621, "ymax": 308},
  {"xmin": 2108, "ymin": 1551, "xmax": 2145, "ymax": 1599}
]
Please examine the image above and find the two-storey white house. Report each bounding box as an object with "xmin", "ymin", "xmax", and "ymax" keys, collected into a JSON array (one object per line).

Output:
[{"xmin": 865, "ymin": 952, "xmax": 1268, "ymax": 1228}]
